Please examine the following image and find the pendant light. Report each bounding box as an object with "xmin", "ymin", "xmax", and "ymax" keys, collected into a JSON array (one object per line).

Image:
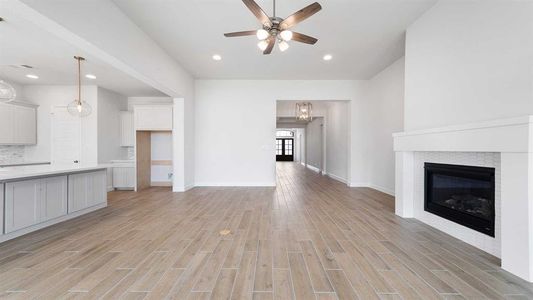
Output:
[
  {"xmin": 295, "ymin": 102, "xmax": 313, "ymax": 121},
  {"xmin": 0, "ymin": 80, "xmax": 16, "ymax": 102},
  {"xmin": 67, "ymin": 56, "xmax": 92, "ymax": 117}
]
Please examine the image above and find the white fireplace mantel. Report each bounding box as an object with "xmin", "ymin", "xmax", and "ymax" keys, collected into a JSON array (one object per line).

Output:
[{"xmin": 393, "ymin": 115, "xmax": 533, "ymax": 282}]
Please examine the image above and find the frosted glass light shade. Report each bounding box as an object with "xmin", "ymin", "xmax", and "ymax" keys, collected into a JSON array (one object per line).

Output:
[
  {"xmin": 280, "ymin": 30, "xmax": 293, "ymax": 41},
  {"xmin": 278, "ymin": 41, "xmax": 289, "ymax": 52},
  {"xmin": 258, "ymin": 40, "xmax": 269, "ymax": 51},
  {"xmin": 67, "ymin": 100, "xmax": 92, "ymax": 117},
  {"xmin": 256, "ymin": 29, "xmax": 269, "ymax": 40},
  {"xmin": 0, "ymin": 80, "xmax": 16, "ymax": 102}
]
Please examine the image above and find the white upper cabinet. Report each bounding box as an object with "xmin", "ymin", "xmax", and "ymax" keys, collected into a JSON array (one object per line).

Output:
[
  {"xmin": 0, "ymin": 102, "xmax": 37, "ymax": 145},
  {"xmin": 13, "ymin": 105, "xmax": 37, "ymax": 144},
  {"xmin": 134, "ymin": 105, "xmax": 173, "ymax": 131},
  {"xmin": 120, "ymin": 111, "xmax": 134, "ymax": 147},
  {"xmin": 0, "ymin": 104, "xmax": 14, "ymax": 144}
]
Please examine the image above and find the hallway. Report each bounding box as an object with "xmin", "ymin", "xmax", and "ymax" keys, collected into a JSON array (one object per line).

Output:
[{"xmin": 0, "ymin": 163, "xmax": 531, "ymax": 299}]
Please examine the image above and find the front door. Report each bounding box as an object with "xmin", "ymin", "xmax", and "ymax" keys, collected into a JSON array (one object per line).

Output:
[{"xmin": 276, "ymin": 138, "xmax": 294, "ymax": 161}]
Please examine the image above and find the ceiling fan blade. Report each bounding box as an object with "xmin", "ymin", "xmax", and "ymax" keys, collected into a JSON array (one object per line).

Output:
[
  {"xmin": 292, "ymin": 32, "xmax": 318, "ymax": 45},
  {"xmin": 224, "ymin": 30, "xmax": 257, "ymax": 37},
  {"xmin": 280, "ymin": 2, "xmax": 322, "ymax": 29},
  {"xmin": 263, "ymin": 37, "xmax": 275, "ymax": 55},
  {"xmin": 242, "ymin": 0, "xmax": 272, "ymax": 27}
]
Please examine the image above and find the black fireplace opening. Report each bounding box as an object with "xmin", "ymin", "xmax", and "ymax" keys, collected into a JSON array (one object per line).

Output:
[{"xmin": 424, "ymin": 163, "xmax": 495, "ymax": 237}]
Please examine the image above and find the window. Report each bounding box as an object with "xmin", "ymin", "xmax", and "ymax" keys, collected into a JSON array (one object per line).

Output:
[
  {"xmin": 276, "ymin": 130, "xmax": 294, "ymax": 137},
  {"xmin": 276, "ymin": 139, "xmax": 283, "ymax": 155}
]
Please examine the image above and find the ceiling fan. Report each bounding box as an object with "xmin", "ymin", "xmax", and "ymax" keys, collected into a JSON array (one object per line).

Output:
[{"xmin": 224, "ymin": 0, "xmax": 322, "ymax": 55}]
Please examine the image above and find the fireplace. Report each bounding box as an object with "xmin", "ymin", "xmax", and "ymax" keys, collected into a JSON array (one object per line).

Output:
[{"xmin": 424, "ymin": 163, "xmax": 495, "ymax": 237}]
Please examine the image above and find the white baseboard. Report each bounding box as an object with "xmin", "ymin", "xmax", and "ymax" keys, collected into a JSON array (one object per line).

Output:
[
  {"xmin": 368, "ymin": 184, "xmax": 395, "ymax": 196},
  {"xmin": 325, "ymin": 172, "xmax": 347, "ymax": 184},
  {"xmin": 194, "ymin": 182, "xmax": 276, "ymax": 187},
  {"xmin": 173, "ymin": 183, "xmax": 195, "ymax": 192},
  {"xmin": 348, "ymin": 182, "xmax": 395, "ymax": 196},
  {"xmin": 306, "ymin": 164, "xmax": 321, "ymax": 173}
]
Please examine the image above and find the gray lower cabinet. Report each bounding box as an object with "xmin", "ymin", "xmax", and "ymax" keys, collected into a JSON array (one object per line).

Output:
[
  {"xmin": 41, "ymin": 176, "xmax": 68, "ymax": 222},
  {"xmin": 4, "ymin": 175, "xmax": 68, "ymax": 233},
  {"xmin": 68, "ymin": 170, "xmax": 107, "ymax": 213},
  {"xmin": 5, "ymin": 179, "xmax": 41, "ymax": 233}
]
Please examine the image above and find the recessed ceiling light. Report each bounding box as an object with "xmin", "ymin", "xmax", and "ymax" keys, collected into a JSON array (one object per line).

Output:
[
  {"xmin": 85, "ymin": 74, "xmax": 96, "ymax": 79},
  {"xmin": 26, "ymin": 74, "xmax": 39, "ymax": 79},
  {"xmin": 323, "ymin": 54, "xmax": 333, "ymax": 61},
  {"xmin": 212, "ymin": 54, "xmax": 222, "ymax": 61}
]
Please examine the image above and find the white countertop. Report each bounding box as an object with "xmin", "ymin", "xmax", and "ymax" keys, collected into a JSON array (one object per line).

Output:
[
  {"xmin": 0, "ymin": 161, "xmax": 50, "ymax": 167},
  {"xmin": 0, "ymin": 164, "xmax": 108, "ymax": 181}
]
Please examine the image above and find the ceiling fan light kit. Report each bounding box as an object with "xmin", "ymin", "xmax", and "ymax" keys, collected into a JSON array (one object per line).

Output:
[{"xmin": 224, "ymin": 0, "xmax": 321, "ymax": 55}]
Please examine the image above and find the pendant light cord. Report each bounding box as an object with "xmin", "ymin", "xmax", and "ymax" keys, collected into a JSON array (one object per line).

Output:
[
  {"xmin": 273, "ymin": 0, "xmax": 276, "ymax": 18},
  {"xmin": 77, "ymin": 57, "xmax": 81, "ymax": 105}
]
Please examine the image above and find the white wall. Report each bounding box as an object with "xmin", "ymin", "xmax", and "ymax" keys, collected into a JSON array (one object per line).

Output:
[
  {"xmin": 326, "ymin": 102, "xmax": 349, "ymax": 182},
  {"xmin": 14, "ymin": 0, "xmax": 195, "ymax": 192},
  {"xmin": 195, "ymin": 80, "xmax": 358, "ymax": 186},
  {"xmin": 404, "ymin": 1, "xmax": 533, "ymax": 131},
  {"xmin": 23, "ymin": 85, "xmax": 98, "ymax": 163},
  {"xmin": 127, "ymin": 96, "xmax": 172, "ymax": 111},
  {"xmin": 358, "ymin": 58, "xmax": 405, "ymax": 195},
  {"xmin": 97, "ymin": 87, "xmax": 127, "ymax": 163},
  {"xmin": 306, "ymin": 117, "xmax": 323, "ymax": 171}
]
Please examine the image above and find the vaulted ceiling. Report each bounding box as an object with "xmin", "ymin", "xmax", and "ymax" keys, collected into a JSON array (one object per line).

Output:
[{"xmin": 112, "ymin": 0, "xmax": 437, "ymax": 79}]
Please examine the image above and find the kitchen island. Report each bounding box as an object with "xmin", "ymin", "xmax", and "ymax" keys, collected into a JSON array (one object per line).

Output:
[{"xmin": 0, "ymin": 164, "xmax": 108, "ymax": 243}]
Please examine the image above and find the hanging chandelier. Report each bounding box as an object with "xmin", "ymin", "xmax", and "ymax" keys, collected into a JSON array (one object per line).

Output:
[
  {"xmin": 0, "ymin": 80, "xmax": 16, "ymax": 103},
  {"xmin": 295, "ymin": 102, "xmax": 313, "ymax": 121},
  {"xmin": 67, "ymin": 56, "xmax": 92, "ymax": 117}
]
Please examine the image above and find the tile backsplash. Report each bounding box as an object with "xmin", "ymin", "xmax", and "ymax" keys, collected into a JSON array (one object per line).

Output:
[
  {"xmin": 127, "ymin": 147, "xmax": 135, "ymax": 160},
  {"xmin": 0, "ymin": 145, "xmax": 25, "ymax": 164}
]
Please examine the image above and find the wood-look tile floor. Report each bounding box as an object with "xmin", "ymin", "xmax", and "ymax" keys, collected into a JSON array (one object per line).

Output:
[{"xmin": 1, "ymin": 162, "xmax": 533, "ymax": 299}]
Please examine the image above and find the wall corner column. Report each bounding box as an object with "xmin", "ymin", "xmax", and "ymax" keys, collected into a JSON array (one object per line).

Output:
[
  {"xmin": 395, "ymin": 151, "xmax": 415, "ymax": 218},
  {"xmin": 500, "ymin": 151, "xmax": 533, "ymax": 282}
]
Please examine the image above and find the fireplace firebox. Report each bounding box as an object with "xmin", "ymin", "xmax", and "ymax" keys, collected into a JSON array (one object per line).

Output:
[{"xmin": 424, "ymin": 163, "xmax": 495, "ymax": 237}]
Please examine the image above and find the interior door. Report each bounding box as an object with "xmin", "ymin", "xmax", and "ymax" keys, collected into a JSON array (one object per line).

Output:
[
  {"xmin": 51, "ymin": 107, "xmax": 81, "ymax": 164},
  {"xmin": 276, "ymin": 138, "xmax": 294, "ymax": 161}
]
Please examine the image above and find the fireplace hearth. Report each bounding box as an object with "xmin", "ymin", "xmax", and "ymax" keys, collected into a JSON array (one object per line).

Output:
[{"xmin": 424, "ymin": 163, "xmax": 495, "ymax": 237}]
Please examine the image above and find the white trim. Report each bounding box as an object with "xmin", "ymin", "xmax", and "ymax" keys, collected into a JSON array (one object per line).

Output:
[
  {"xmin": 368, "ymin": 184, "xmax": 395, "ymax": 196},
  {"xmin": 326, "ymin": 172, "xmax": 347, "ymax": 184},
  {"xmin": 0, "ymin": 203, "xmax": 106, "ymax": 243},
  {"xmin": 393, "ymin": 115, "xmax": 532, "ymax": 153},
  {"xmin": 194, "ymin": 182, "xmax": 276, "ymax": 187},
  {"xmin": 306, "ymin": 164, "xmax": 320, "ymax": 173},
  {"xmin": 393, "ymin": 115, "xmax": 532, "ymax": 137},
  {"xmin": 347, "ymin": 182, "xmax": 395, "ymax": 196}
]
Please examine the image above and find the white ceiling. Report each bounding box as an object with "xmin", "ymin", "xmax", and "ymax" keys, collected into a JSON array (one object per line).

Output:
[
  {"xmin": 112, "ymin": 0, "xmax": 436, "ymax": 80},
  {"xmin": 0, "ymin": 10, "xmax": 167, "ymax": 97}
]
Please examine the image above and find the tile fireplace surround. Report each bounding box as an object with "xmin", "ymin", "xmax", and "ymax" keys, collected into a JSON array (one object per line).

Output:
[{"xmin": 394, "ymin": 115, "xmax": 533, "ymax": 282}]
